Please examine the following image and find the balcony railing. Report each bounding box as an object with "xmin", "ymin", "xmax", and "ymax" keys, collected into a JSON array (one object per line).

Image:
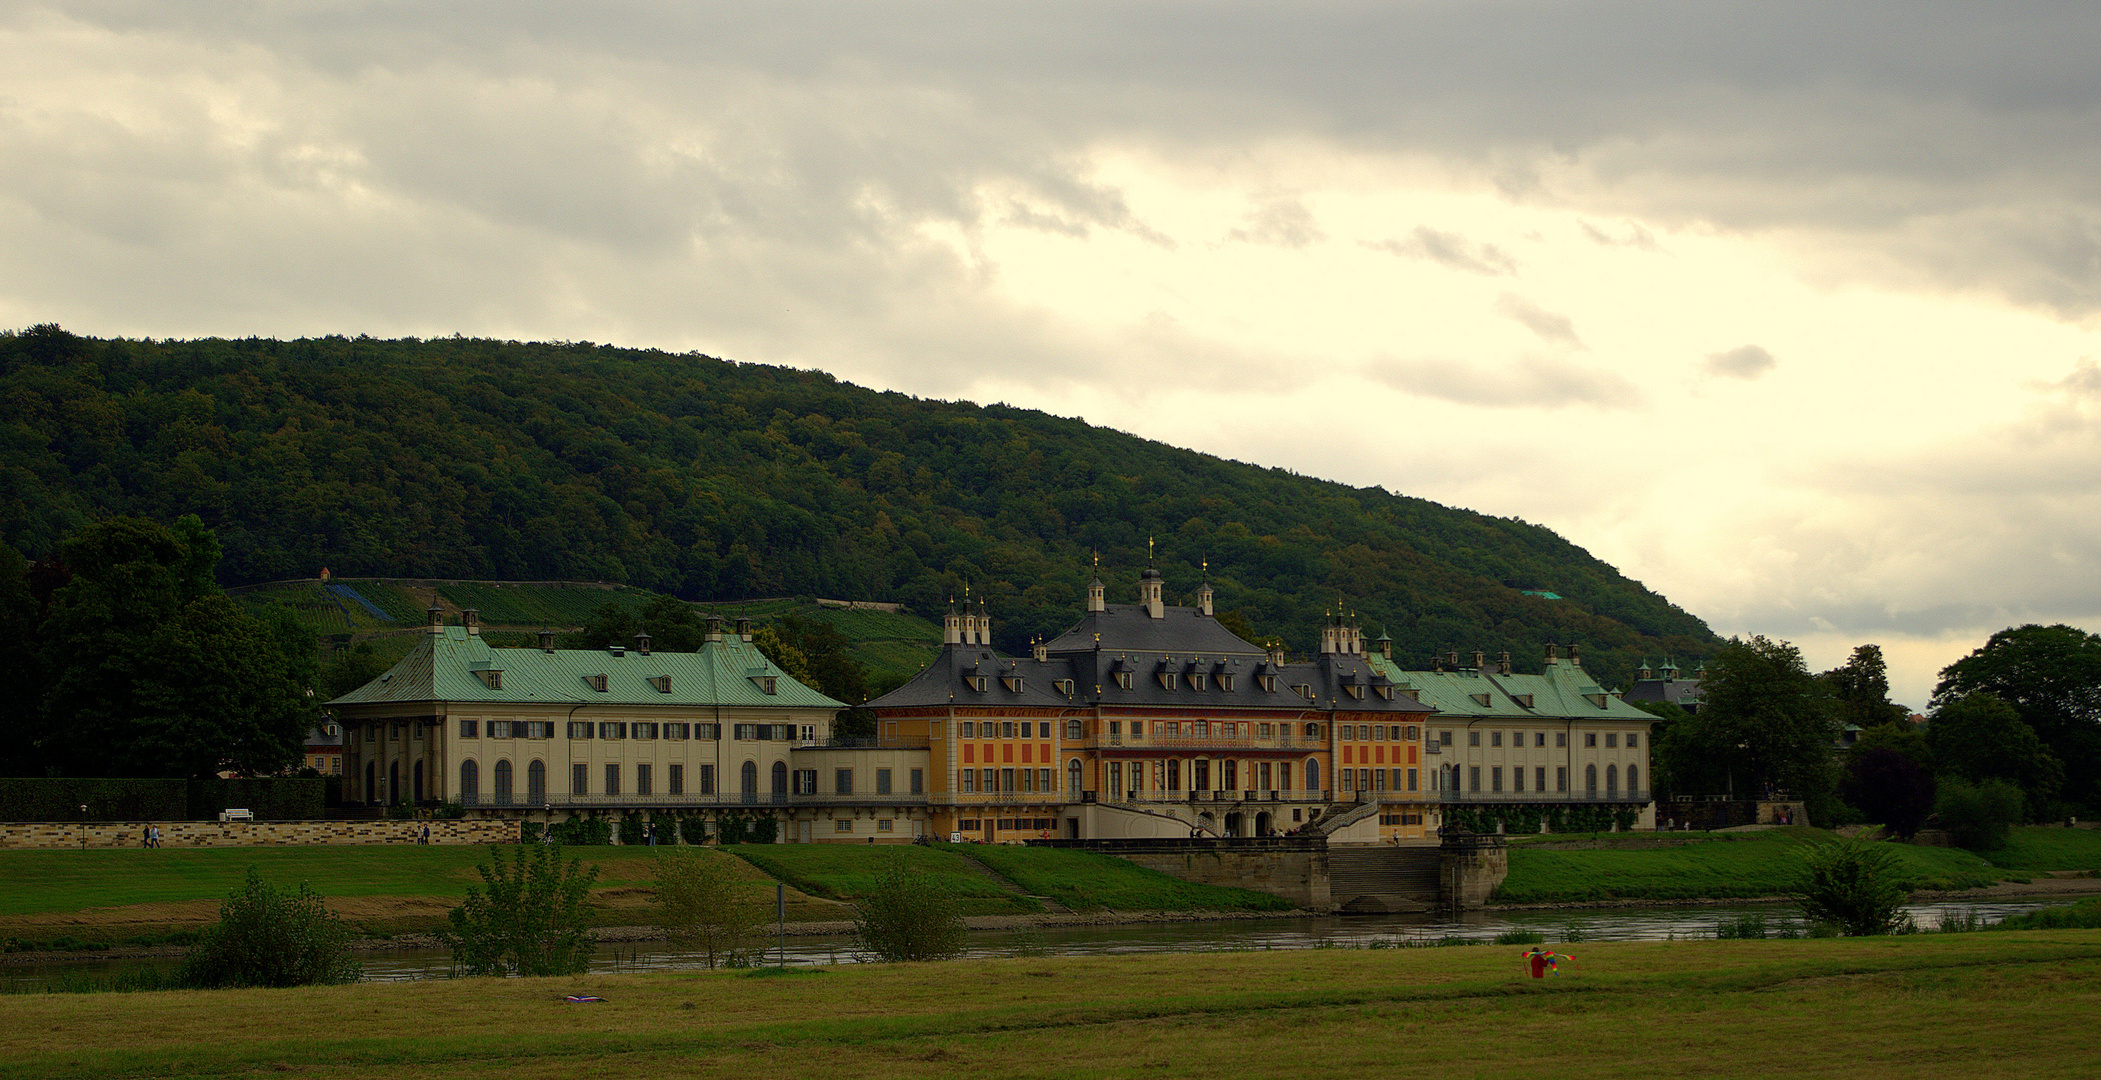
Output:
[
  {"xmin": 1435, "ymin": 789, "xmax": 1652, "ymax": 804},
  {"xmin": 1112, "ymin": 790, "xmax": 1336, "ymax": 805}
]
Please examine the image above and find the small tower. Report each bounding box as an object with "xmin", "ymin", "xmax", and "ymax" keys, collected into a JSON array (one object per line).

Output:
[
  {"xmin": 537, "ymin": 627, "xmax": 557, "ymax": 653},
  {"xmin": 633, "ymin": 629, "xmax": 652, "ymax": 657},
  {"xmin": 943, "ymin": 596, "xmax": 963, "ymax": 646},
  {"xmin": 1196, "ymin": 556, "xmax": 1214, "ymax": 617},
  {"xmin": 1087, "ymin": 549, "xmax": 1107, "ymax": 613},
  {"xmin": 462, "ymin": 608, "xmax": 481, "ymax": 636},
  {"xmin": 1138, "ymin": 538, "xmax": 1164, "ymax": 618},
  {"xmin": 426, "ymin": 603, "xmax": 445, "ymax": 635}
]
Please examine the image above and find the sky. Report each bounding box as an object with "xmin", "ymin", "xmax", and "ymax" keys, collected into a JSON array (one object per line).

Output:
[{"xmin": 5, "ymin": 2, "xmax": 2101, "ymax": 709}]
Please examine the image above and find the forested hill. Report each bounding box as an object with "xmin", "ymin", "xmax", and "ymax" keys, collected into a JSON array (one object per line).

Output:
[{"xmin": 1, "ymin": 326, "xmax": 1719, "ymax": 689}]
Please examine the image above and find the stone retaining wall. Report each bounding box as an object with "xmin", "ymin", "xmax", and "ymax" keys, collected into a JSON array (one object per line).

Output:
[{"xmin": 0, "ymin": 819, "xmax": 517, "ymax": 849}]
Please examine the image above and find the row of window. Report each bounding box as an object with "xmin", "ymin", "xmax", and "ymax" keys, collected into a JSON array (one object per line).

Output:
[
  {"xmin": 1440, "ymin": 763, "xmax": 1640, "ymax": 794},
  {"xmin": 450, "ymin": 721, "xmax": 812, "ymax": 741},
  {"xmin": 1103, "ymin": 758, "xmax": 1322, "ymax": 796},
  {"xmin": 959, "ymin": 767, "xmax": 1066, "ymax": 794},
  {"xmin": 958, "ymin": 720, "xmax": 1058, "ymax": 739},
  {"xmin": 1379, "ymin": 813, "xmax": 1425, "ymax": 826},
  {"xmin": 956, "ymin": 817, "xmax": 1059, "ymax": 832},
  {"xmin": 1339, "ymin": 767, "xmax": 1421, "ymax": 792},
  {"xmin": 792, "ymin": 768, "xmax": 925, "ymax": 796},
  {"xmin": 1442, "ymin": 729, "xmax": 1640, "ymax": 749},
  {"xmin": 833, "ymin": 817, "xmax": 896, "ymax": 832},
  {"xmin": 1338, "ymin": 724, "xmax": 1421, "ymax": 742}
]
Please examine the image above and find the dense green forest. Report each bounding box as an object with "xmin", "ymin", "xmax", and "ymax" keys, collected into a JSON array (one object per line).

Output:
[{"xmin": 1, "ymin": 325, "xmax": 1719, "ymax": 689}]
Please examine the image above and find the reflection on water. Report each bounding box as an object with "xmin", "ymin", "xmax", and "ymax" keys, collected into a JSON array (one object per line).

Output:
[{"xmin": 3, "ymin": 897, "xmax": 2067, "ymax": 990}]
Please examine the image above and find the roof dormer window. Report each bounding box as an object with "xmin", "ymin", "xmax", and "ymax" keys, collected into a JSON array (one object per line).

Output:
[
  {"xmin": 1158, "ymin": 672, "xmax": 1178, "ymax": 690},
  {"xmin": 586, "ymin": 674, "xmax": 608, "ymax": 693},
  {"xmin": 650, "ymin": 675, "xmax": 672, "ymax": 693},
  {"xmin": 1001, "ymin": 675, "xmax": 1023, "ymax": 693},
  {"xmin": 1220, "ymin": 674, "xmax": 1235, "ymax": 692},
  {"xmin": 1117, "ymin": 672, "xmax": 1134, "ymax": 690},
  {"xmin": 1260, "ymin": 674, "xmax": 1278, "ymax": 693},
  {"xmin": 1054, "ymin": 679, "xmax": 1075, "ymax": 696},
  {"xmin": 751, "ymin": 675, "xmax": 778, "ymax": 695},
  {"xmin": 1189, "ymin": 673, "xmax": 1206, "ymax": 691},
  {"xmin": 475, "ymin": 670, "xmax": 503, "ymax": 690},
  {"xmin": 1343, "ymin": 684, "xmax": 1364, "ymax": 700}
]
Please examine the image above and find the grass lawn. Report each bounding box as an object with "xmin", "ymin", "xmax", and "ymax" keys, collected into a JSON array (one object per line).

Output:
[
  {"xmin": 3, "ymin": 932, "xmax": 2097, "ymax": 1078},
  {"xmin": 1978, "ymin": 826, "xmax": 2101, "ymax": 872},
  {"xmin": 1498, "ymin": 826, "xmax": 2004, "ymax": 903},
  {"xmin": 955, "ymin": 844, "xmax": 1293, "ymax": 912},
  {"xmin": 723, "ymin": 844, "xmax": 1041, "ymax": 916}
]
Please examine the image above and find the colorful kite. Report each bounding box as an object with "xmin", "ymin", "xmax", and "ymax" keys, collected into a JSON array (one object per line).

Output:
[{"xmin": 1520, "ymin": 947, "xmax": 1571, "ymax": 978}]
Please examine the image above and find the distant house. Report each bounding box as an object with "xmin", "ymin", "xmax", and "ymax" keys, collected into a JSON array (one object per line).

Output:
[
  {"xmin": 1622, "ymin": 660, "xmax": 1705, "ymax": 714},
  {"xmin": 303, "ymin": 722, "xmax": 343, "ymax": 775}
]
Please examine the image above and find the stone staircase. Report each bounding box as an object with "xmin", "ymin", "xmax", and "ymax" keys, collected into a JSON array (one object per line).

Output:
[
  {"xmin": 1325, "ymin": 847, "xmax": 1442, "ymax": 913},
  {"xmin": 955, "ymin": 851, "xmax": 1075, "ymax": 914}
]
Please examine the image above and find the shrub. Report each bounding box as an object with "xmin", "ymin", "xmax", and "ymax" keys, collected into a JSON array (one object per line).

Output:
[
  {"xmin": 439, "ymin": 845, "xmax": 600, "ymax": 976},
  {"xmin": 1792, "ymin": 840, "xmax": 1910, "ymax": 936},
  {"xmin": 716, "ymin": 814, "xmax": 750, "ymax": 845},
  {"xmin": 1936, "ymin": 778, "xmax": 2025, "ymax": 851},
  {"xmin": 176, "ymin": 869, "xmax": 361, "ymax": 988},
  {"xmin": 1994, "ymin": 898, "xmax": 2101, "ymax": 930},
  {"xmin": 1493, "ymin": 930, "xmax": 1544, "ymax": 945},
  {"xmin": 545, "ymin": 814, "xmax": 612, "ymax": 845},
  {"xmin": 852, "ymin": 853, "xmax": 966, "ymax": 962},
  {"xmin": 676, "ymin": 813, "xmax": 711, "ymax": 844},
  {"xmin": 651, "ymin": 849, "xmax": 770, "ymax": 969}
]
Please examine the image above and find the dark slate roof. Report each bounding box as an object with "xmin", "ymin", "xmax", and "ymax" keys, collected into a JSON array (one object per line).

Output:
[{"xmin": 1041, "ymin": 604, "xmax": 1268, "ymax": 658}]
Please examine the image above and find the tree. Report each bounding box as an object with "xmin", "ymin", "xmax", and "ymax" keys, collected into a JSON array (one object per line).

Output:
[
  {"xmin": 439, "ymin": 844, "xmax": 600, "ymax": 976},
  {"xmin": 1926, "ymin": 692, "xmax": 2064, "ymax": 819},
  {"xmin": 567, "ymin": 595, "xmax": 710, "ymax": 653},
  {"xmin": 1841, "ymin": 746, "xmax": 1936, "ymax": 839},
  {"xmin": 1822, "ymin": 644, "xmax": 1910, "ymax": 729},
  {"xmin": 650, "ymin": 848, "xmax": 769, "ymax": 968},
  {"xmin": 176, "ymin": 869, "xmax": 362, "ymax": 988},
  {"xmin": 1934, "ymin": 777, "xmax": 2026, "ymax": 851},
  {"xmin": 27, "ymin": 516, "xmax": 311, "ymax": 777},
  {"xmin": 1792, "ymin": 840, "xmax": 1909, "ymax": 936},
  {"xmin": 1676, "ymin": 636, "xmax": 1838, "ymax": 800},
  {"xmin": 851, "ymin": 853, "xmax": 966, "ymax": 963},
  {"xmin": 1934, "ymin": 625, "xmax": 2101, "ymax": 811}
]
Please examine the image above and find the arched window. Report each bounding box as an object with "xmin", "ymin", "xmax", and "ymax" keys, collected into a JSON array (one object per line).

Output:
[
  {"xmin": 460, "ymin": 759, "xmax": 479, "ymax": 804},
  {"xmin": 1066, "ymin": 719, "xmax": 1084, "ymax": 740},
  {"xmin": 527, "ymin": 759, "xmax": 546, "ymax": 803},
  {"xmin": 1585, "ymin": 764, "xmax": 1598, "ymax": 794},
  {"xmin": 1606, "ymin": 764, "xmax": 1619, "ymax": 796},
  {"xmin": 1305, "ymin": 758, "xmax": 1321, "ymax": 793},
  {"xmin": 1627, "ymin": 764, "xmax": 1640, "ymax": 796},
  {"xmin": 1193, "ymin": 758, "xmax": 1210, "ymax": 791},
  {"xmin": 494, "ymin": 759, "xmax": 513, "ymax": 806},
  {"xmin": 741, "ymin": 761, "xmax": 758, "ymax": 803},
  {"xmin": 771, "ymin": 761, "xmax": 789, "ymax": 800},
  {"xmin": 1304, "ymin": 722, "xmax": 1321, "ymax": 739},
  {"xmin": 1129, "ymin": 761, "xmax": 1144, "ymax": 794},
  {"xmin": 1068, "ymin": 759, "xmax": 1083, "ymax": 797}
]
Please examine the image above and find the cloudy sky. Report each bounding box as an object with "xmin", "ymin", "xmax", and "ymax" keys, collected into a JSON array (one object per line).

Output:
[{"xmin": 7, "ymin": 1, "xmax": 2101, "ymax": 707}]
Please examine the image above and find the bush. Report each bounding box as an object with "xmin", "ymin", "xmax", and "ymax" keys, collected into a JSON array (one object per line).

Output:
[
  {"xmin": 852, "ymin": 853, "xmax": 966, "ymax": 962},
  {"xmin": 186, "ymin": 777, "xmax": 323, "ymax": 821},
  {"xmin": 1792, "ymin": 840, "xmax": 1910, "ymax": 936},
  {"xmin": 1994, "ymin": 898, "xmax": 2101, "ymax": 930},
  {"xmin": 1936, "ymin": 777, "xmax": 2025, "ymax": 851},
  {"xmin": 651, "ymin": 849, "xmax": 769, "ymax": 968},
  {"xmin": 176, "ymin": 869, "xmax": 361, "ymax": 988},
  {"xmin": 545, "ymin": 814, "xmax": 612, "ymax": 845},
  {"xmin": 675, "ymin": 813, "xmax": 711, "ymax": 844},
  {"xmin": 439, "ymin": 845, "xmax": 600, "ymax": 976}
]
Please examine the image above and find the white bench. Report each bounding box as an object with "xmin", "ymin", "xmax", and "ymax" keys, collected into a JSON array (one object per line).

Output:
[{"xmin": 218, "ymin": 808, "xmax": 254, "ymax": 822}]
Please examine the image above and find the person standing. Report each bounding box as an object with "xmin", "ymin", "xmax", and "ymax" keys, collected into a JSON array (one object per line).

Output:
[{"xmin": 142, "ymin": 823, "xmax": 152, "ymax": 848}]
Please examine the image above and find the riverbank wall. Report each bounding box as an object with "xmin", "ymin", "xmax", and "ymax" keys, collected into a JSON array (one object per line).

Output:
[{"xmin": 0, "ymin": 819, "xmax": 515, "ymax": 848}]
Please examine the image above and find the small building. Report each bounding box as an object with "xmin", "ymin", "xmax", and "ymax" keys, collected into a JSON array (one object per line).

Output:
[{"xmin": 302, "ymin": 722, "xmax": 343, "ymax": 775}]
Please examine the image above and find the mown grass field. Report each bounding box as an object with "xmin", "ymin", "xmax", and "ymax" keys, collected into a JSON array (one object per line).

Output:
[
  {"xmin": 959, "ymin": 844, "xmax": 1293, "ymax": 912},
  {"xmin": 1497, "ymin": 826, "xmax": 2006, "ymax": 903},
  {"xmin": 723, "ymin": 844, "xmax": 1042, "ymax": 916},
  {"xmin": 1977, "ymin": 826, "xmax": 2101, "ymax": 872},
  {"xmin": 3, "ymin": 932, "xmax": 2097, "ymax": 1079}
]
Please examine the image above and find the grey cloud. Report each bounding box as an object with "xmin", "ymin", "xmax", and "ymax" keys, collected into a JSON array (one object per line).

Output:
[
  {"xmin": 1495, "ymin": 294, "xmax": 1582, "ymax": 347},
  {"xmin": 1705, "ymin": 345, "xmax": 1777, "ymax": 379},
  {"xmin": 1229, "ymin": 198, "xmax": 1324, "ymax": 248},
  {"xmin": 1579, "ymin": 220, "xmax": 1661, "ymax": 251},
  {"xmin": 1364, "ymin": 227, "xmax": 1516, "ymax": 275},
  {"xmin": 1366, "ymin": 355, "xmax": 1641, "ymax": 409}
]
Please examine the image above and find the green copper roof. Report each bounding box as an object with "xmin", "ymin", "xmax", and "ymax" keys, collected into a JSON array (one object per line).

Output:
[
  {"xmin": 1365, "ymin": 652, "xmax": 1653, "ymax": 722},
  {"xmin": 327, "ymin": 627, "xmax": 844, "ymax": 710}
]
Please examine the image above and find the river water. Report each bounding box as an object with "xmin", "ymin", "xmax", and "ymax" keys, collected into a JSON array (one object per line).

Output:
[{"xmin": 3, "ymin": 896, "xmax": 2067, "ymax": 990}]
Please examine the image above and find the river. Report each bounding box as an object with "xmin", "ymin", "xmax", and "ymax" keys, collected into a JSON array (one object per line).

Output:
[{"xmin": 5, "ymin": 896, "xmax": 2065, "ymax": 990}]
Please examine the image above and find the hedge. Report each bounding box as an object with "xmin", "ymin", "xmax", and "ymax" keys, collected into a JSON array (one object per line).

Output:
[
  {"xmin": 0, "ymin": 778, "xmax": 187, "ymax": 821},
  {"xmin": 186, "ymin": 778, "xmax": 325, "ymax": 821}
]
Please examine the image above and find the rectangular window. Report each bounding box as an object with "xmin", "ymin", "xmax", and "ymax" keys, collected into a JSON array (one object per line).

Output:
[
  {"xmin": 982, "ymin": 768, "xmax": 996, "ymax": 793},
  {"xmin": 801, "ymin": 724, "xmax": 816, "ymax": 742},
  {"xmin": 1512, "ymin": 767, "xmax": 1523, "ymax": 792},
  {"xmin": 1536, "ymin": 767, "xmax": 1547, "ymax": 792},
  {"xmin": 876, "ymin": 768, "xmax": 893, "ymax": 795},
  {"xmin": 1039, "ymin": 768, "xmax": 1053, "ymax": 792},
  {"xmin": 793, "ymin": 769, "xmax": 817, "ymax": 795},
  {"xmin": 1021, "ymin": 768, "xmax": 1035, "ymax": 793},
  {"xmin": 489, "ymin": 721, "xmax": 512, "ymax": 738},
  {"xmin": 697, "ymin": 723, "xmax": 720, "ymax": 740},
  {"xmin": 771, "ymin": 724, "xmax": 794, "ymax": 740},
  {"xmin": 1586, "ymin": 732, "xmax": 1598, "ymax": 748},
  {"xmin": 632, "ymin": 723, "xmax": 658, "ymax": 740},
  {"xmin": 1001, "ymin": 722, "xmax": 1016, "ymax": 738},
  {"xmin": 1375, "ymin": 768, "xmax": 1387, "ymax": 792},
  {"xmin": 572, "ymin": 763, "xmax": 587, "ymax": 795},
  {"xmin": 1130, "ymin": 722, "xmax": 1144, "ymax": 737},
  {"xmin": 1606, "ymin": 733, "xmax": 1619, "ymax": 748},
  {"xmin": 1406, "ymin": 768, "xmax": 1419, "ymax": 792},
  {"xmin": 1491, "ymin": 767, "xmax": 1503, "ymax": 792},
  {"xmin": 1165, "ymin": 722, "xmax": 1180, "ymax": 736},
  {"xmin": 1556, "ymin": 766, "xmax": 1568, "ymax": 792},
  {"xmin": 1440, "ymin": 730, "xmax": 1454, "ymax": 746},
  {"xmin": 668, "ymin": 764, "xmax": 683, "ymax": 795},
  {"xmin": 910, "ymin": 768, "xmax": 924, "ymax": 794},
  {"xmin": 1258, "ymin": 723, "xmax": 1272, "ymax": 738},
  {"xmin": 1193, "ymin": 720, "xmax": 1209, "ymax": 738},
  {"xmin": 1001, "ymin": 768, "xmax": 1016, "ymax": 793},
  {"xmin": 459, "ymin": 719, "xmax": 479, "ymax": 738},
  {"xmin": 959, "ymin": 721, "xmax": 976, "ymax": 738},
  {"xmin": 734, "ymin": 723, "xmax": 757, "ymax": 740},
  {"xmin": 699, "ymin": 764, "xmax": 715, "ymax": 795},
  {"xmin": 961, "ymin": 769, "xmax": 977, "ymax": 793},
  {"xmin": 636, "ymin": 763, "xmax": 652, "ymax": 796},
  {"xmin": 835, "ymin": 769, "xmax": 853, "ymax": 795},
  {"xmin": 1557, "ymin": 732, "xmax": 1568, "ymax": 748},
  {"xmin": 1535, "ymin": 731, "xmax": 1547, "ymax": 747},
  {"xmin": 836, "ymin": 818, "xmax": 853, "ymax": 832},
  {"xmin": 599, "ymin": 722, "xmax": 626, "ymax": 740},
  {"xmin": 1469, "ymin": 766, "xmax": 1481, "ymax": 792},
  {"xmin": 1108, "ymin": 721, "xmax": 1122, "ymax": 736},
  {"xmin": 604, "ymin": 764, "xmax": 620, "ymax": 796},
  {"xmin": 664, "ymin": 723, "xmax": 688, "ymax": 740},
  {"xmin": 1627, "ymin": 732, "xmax": 1639, "ymax": 748},
  {"xmin": 1468, "ymin": 730, "xmax": 1480, "ymax": 747},
  {"xmin": 1490, "ymin": 731, "xmax": 1502, "ymax": 747},
  {"xmin": 878, "ymin": 818, "xmax": 894, "ymax": 832},
  {"xmin": 1510, "ymin": 731, "xmax": 1522, "ymax": 747}
]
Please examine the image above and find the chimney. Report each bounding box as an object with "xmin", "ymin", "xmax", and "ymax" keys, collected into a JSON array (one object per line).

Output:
[
  {"xmin": 736, "ymin": 617, "xmax": 753, "ymax": 641},
  {"xmin": 463, "ymin": 609, "xmax": 481, "ymax": 636},
  {"xmin": 1568, "ymin": 643, "xmax": 1582, "ymax": 666},
  {"xmin": 537, "ymin": 627, "xmax": 556, "ymax": 653},
  {"xmin": 427, "ymin": 604, "xmax": 445, "ymax": 635},
  {"xmin": 1545, "ymin": 642, "xmax": 1560, "ymax": 665},
  {"xmin": 633, "ymin": 629, "xmax": 652, "ymax": 656},
  {"xmin": 1472, "ymin": 649, "xmax": 1485, "ymax": 670},
  {"xmin": 1498, "ymin": 651, "xmax": 1512, "ymax": 675},
  {"xmin": 705, "ymin": 615, "xmax": 724, "ymax": 643}
]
